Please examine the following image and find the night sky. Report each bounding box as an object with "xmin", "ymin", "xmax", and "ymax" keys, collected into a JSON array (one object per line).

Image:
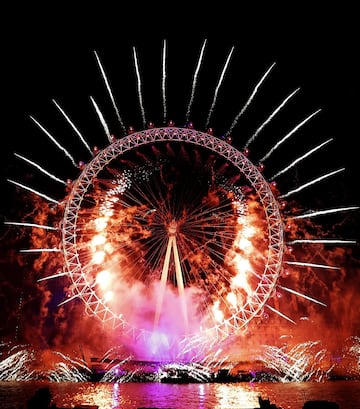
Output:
[{"xmin": 1, "ymin": 6, "xmax": 359, "ymax": 363}]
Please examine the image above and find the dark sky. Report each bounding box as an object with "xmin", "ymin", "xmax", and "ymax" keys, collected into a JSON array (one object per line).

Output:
[{"xmin": 0, "ymin": 5, "xmax": 359, "ymax": 358}]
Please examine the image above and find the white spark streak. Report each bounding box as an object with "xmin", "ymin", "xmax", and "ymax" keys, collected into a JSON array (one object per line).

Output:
[
  {"xmin": 93, "ymin": 51, "xmax": 126, "ymax": 135},
  {"xmin": 14, "ymin": 152, "xmax": 67, "ymax": 185},
  {"xmin": 278, "ymin": 168, "xmax": 345, "ymax": 199},
  {"xmin": 186, "ymin": 39, "xmax": 207, "ymax": 123},
  {"xmin": 58, "ymin": 293, "xmax": 81, "ymax": 306},
  {"xmin": 287, "ymin": 239, "xmax": 357, "ymax": 245},
  {"xmin": 162, "ymin": 39, "xmax": 167, "ymax": 124},
  {"xmin": 20, "ymin": 248, "xmax": 62, "ymax": 253},
  {"xmin": 37, "ymin": 272, "xmax": 68, "ymax": 282},
  {"xmin": 269, "ymin": 138, "xmax": 333, "ymax": 180},
  {"xmin": 278, "ymin": 285, "xmax": 327, "ymax": 306},
  {"xmin": 7, "ymin": 179, "xmax": 59, "ymax": 204},
  {"xmin": 205, "ymin": 46, "xmax": 235, "ymax": 129},
  {"xmin": 245, "ymin": 88, "xmax": 300, "ymax": 148},
  {"xmin": 259, "ymin": 109, "xmax": 321, "ymax": 162},
  {"xmin": 227, "ymin": 62, "xmax": 276, "ymax": 136},
  {"xmin": 290, "ymin": 206, "xmax": 359, "ymax": 219},
  {"xmin": 285, "ymin": 261, "xmax": 340, "ymax": 270},
  {"xmin": 4, "ymin": 221, "xmax": 57, "ymax": 231},
  {"xmin": 266, "ymin": 304, "xmax": 296, "ymax": 324},
  {"xmin": 133, "ymin": 46, "xmax": 146, "ymax": 128},
  {"xmin": 90, "ymin": 96, "xmax": 112, "ymax": 142},
  {"xmin": 53, "ymin": 99, "xmax": 93, "ymax": 155},
  {"xmin": 30, "ymin": 116, "xmax": 78, "ymax": 167}
]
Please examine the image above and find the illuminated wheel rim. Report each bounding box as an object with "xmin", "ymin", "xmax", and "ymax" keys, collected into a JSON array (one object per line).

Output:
[{"xmin": 62, "ymin": 127, "xmax": 284, "ymax": 339}]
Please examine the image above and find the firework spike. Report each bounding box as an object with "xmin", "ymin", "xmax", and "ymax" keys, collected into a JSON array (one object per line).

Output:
[
  {"xmin": 205, "ymin": 46, "xmax": 235, "ymax": 129},
  {"xmin": 7, "ymin": 179, "xmax": 59, "ymax": 204},
  {"xmin": 14, "ymin": 152, "xmax": 67, "ymax": 185},
  {"xmin": 279, "ymin": 168, "xmax": 345, "ymax": 199},
  {"xmin": 29, "ymin": 116, "xmax": 78, "ymax": 168},
  {"xmin": 93, "ymin": 51, "xmax": 126, "ymax": 135},
  {"xmin": 186, "ymin": 39, "xmax": 207, "ymax": 123},
  {"xmin": 260, "ymin": 109, "xmax": 322, "ymax": 162},
  {"xmin": 227, "ymin": 61, "xmax": 276, "ymax": 136},
  {"xmin": 53, "ymin": 99, "xmax": 94, "ymax": 155}
]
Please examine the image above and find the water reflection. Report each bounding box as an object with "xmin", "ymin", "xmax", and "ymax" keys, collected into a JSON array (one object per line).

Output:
[{"xmin": 214, "ymin": 383, "xmax": 258, "ymax": 409}]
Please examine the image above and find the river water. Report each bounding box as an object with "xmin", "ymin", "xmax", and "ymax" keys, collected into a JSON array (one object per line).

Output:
[{"xmin": 0, "ymin": 380, "xmax": 358, "ymax": 409}]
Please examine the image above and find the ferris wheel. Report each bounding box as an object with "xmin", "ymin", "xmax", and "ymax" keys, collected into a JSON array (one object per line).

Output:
[{"xmin": 62, "ymin": 127, "xmax": 284, "ymax": 339}]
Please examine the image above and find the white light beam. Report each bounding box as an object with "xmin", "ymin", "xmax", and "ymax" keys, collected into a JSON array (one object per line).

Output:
[
  {"xmin": 259, "ymin": 109, "xmax": 321, "ymax": 162},
  {"xmin": 278, "ymin": 168, "xmax": 345, "ymax": 199},
  {"xmin": 94, "ymin": 51, "xmax": 126, "ymax": 134},
  {"xmin": 4, "ymin": 221, "xmax": 58, "ymax": 231},
  {"xmin": 278, "ymin": 285, "xmax": 327, "ymax": 307},
  {"xmin": 285, "ymin": 261, "xmax": 340, "ymax": 270},
  {"xmin": 245, "ymin": 88, "xmax": 300, "ymax": 148},
  {"xmin": 162, "ymin": 39, "xmax": 167, "ymax": 125},
  {"xmin": 53, "ymin": 99, "xmax": 93, "ymax": 155},
  {"xmin": 227, "ymin": 62, "xmax": 276, "ymax": 136},
  {"xmin": 37, "ymin": 272, "xmax": 68, "ymax": 282},
  {"xmin": 90, "ymin": 96, "xmax": 111, "ymax": 142},
  {"xmin": 186, "ymin": 39, "xmax": 207, "ymax": 123},
  {"xmin": 266, "ymin": 304, "xmax": 296, "ymax": 324},
  {"xmin": 14, "ymin": 153, "xmax": 67, "ymax": 185},
  {"xmin": 7, "ymin": 179, "xmax": 59, "ymax": 204},
  {"xmin": 287, "ymin": 239, "xmax": 357, "ymax": 245},
  {"xmin": 133, "ymin": 46, "xmax": 146, "ymax": 128},
  {"xmin": 205, "ymin": 46, "xmax": 235, "ymax": 129},
  {"xmin": 30, "ymin": 116, "xmax": 78, "ymax": 168},
  {"xmin": 290, "ymin": 206, "xmax": 359, "ymax": 220},
  {"xmin": 269, "ymin": 138, "xmax": 333, "ymax": 180}
]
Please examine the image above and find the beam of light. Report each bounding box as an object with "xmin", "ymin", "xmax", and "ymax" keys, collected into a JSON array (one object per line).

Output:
[
  {"xmin": 133, "ymin": 46, "xmax": 146, "ymax": 128},
  {"xmin": 20, "ymin": 248, "xmax": 62, "ymax": 253},
  {"xmin": 278, "ymin": 285, "xmax": 327, "ymax": 307},
  {"xmin": 94, "ymin": 51, "xmax": 126, "ymax": 135},
  {"xmin": 278, "ymin": 168, "xmax": 345, "ymax": 199},
  {"xmin": 52, "ymin": 99, "xmax": 93, "ymax": 155},
  {"xmin": 7, "ymin": 179, "xmax": 59, "ymax": 204},
  {"xmin": 269, "ymin": 138, "xmax": 333, "ymax": 180},
  {"xmin": 226, "ymin": 62, "xmax": 276, "ymax": 136},
  {"xmin": 90, "ymin": 96, "xmax": 112, "ymax": 142},
  {"xmin": 58, "ymin": 293, "xmax": 81, "ymax": 306},
  {"xmin": 37, "ymin": 272, "xmax": 68, "ymax": 282},
  {"xmin": 186, "ymin": 39, "xmax": 207, "ymax": 123},
  {"xmin": 14, "ymin": 153, "xmax": 67, "ymax": 185},
  {"xmin": 290, "ymin": 206, "xmax": 360, "ymax": 220},
  {"xmin": 259, "ymin": 109, "xmax": 322, "ymax": 162},
  {"xmin": 265, "ymin": 304, "xmax": 297, "ymax": 324},
  {"xmin": 4, "ymin": 221, "xmax": 58, "ymax": 231},
  {"xmin": 244, "ymin": 88, "xmax": 300, "ymax": 148},
  {"xmin": 287, "ymin": 239, "xmax": 357, "ymax": 245},
  {"xmin": 162, "ymin": 39, "xmax": 167, "ymax": 125},
  {"xmin": 205, "ymin": 46, "xmax": 235, "ymax": 129},
  {"xmin": 285, "ymin": 261, "xmax": 340, "ymax": 270},
  {"xmin": 30, "ymin": 116, "xmax": 78, "ymax": 167}
]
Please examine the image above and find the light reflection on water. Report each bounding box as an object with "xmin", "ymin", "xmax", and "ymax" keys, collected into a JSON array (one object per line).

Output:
[{"xmin": 1, "ymin": 380, "xmax": 359, "ymax": 409}]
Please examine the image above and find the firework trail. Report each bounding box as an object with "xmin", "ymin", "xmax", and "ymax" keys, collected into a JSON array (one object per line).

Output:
[
  {"xmin": 94, "ymin": 51, "xmax": 126, "ymax": 135},
  {"xmin": 162, "ymin": 39, "xmax": 167, "ymax": 124},
  {"xmin": 245, "ymin": 87, "xmax": 300, "ymax": 148},
  {"xmin": 90, "ymin": 96, "xmax": 112, "ymax": 142},
  {"xmin": 53, "ymin": 99, "xmax": 94, "ymax": 155},
  {"xmin": 133, "ymin": 46, "xmax": 146, "ymax": 128},
  {"xmin": 186, "ymin": 39, "xmax": 207, "ymax": 123},
  {"xmin": 226, "ymin": 62, "xmax": 276, "ymax": 136},
  {"xmin": 29, "ymin": 115, "xmax": 78, "ymax": 167},
  {"xmin": 205, "ymin": 46, "xmax": 234, "ymax": 129}
]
